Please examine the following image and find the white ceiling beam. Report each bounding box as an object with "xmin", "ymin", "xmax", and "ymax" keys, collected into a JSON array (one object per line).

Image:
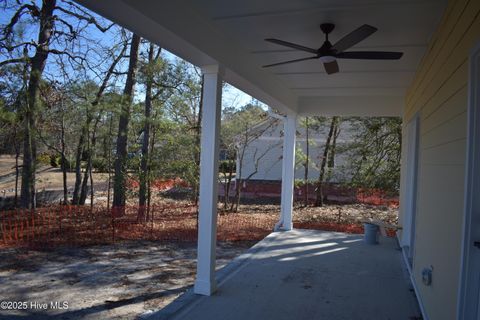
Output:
[
  {"xmin": 298, "ymin": 96, "xmax": 403, "ymax": 117},
  {"xmin": 292, "ymin": 87, "xmax": 406, "ymax": 97},
  {"xmin": 212, "ymin": 0, "xmax": 441, "ymax": 21}
]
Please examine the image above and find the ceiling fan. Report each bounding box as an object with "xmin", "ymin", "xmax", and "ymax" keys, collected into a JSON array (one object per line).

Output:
[{"xmin": 262, "ymin": 23, "xmax": 403, "ymax": 75}]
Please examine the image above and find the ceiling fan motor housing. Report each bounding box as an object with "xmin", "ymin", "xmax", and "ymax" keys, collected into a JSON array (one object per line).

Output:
[{"xmin": 320, "ymin": 23, "xmax": 335, "ymax": 35}]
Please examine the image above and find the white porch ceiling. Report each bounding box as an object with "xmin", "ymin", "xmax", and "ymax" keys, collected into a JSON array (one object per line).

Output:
[{"xmin": 76, "ymin": 0, "xmax": 447, "ymax": 116}]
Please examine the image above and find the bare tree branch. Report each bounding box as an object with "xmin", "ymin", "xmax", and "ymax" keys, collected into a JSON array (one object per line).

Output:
[
  {"xmin": 0, "ymin": 57, "xmax": 29, "ymax": 67},
  {"xmin": 1, "ymin": 3, "xmax": 40, "ymax": 42},
  {"xmin": 55, "ymin": 5, "xmax": 114, "ymax": 33}
]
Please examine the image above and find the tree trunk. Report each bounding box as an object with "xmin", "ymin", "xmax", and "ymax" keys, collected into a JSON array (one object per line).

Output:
[
  {"xmin": 14, "ymin": 128, "xmax": 19, "ymax": 207},
  {"xmin": 106, "ymin": 113, "xmax": 114, "ymax": 211},
  {"xmin": 193, "ymin": 75, "xmax": 204, "ymax": 207},
  {"xmin": 304, "ymin": 117, "xmax": 309, "ymax": 206},
  {"xmin": 315, "ymin": 116, "xmax": 338, "ymax": 207},
  {"xmin": 72, "ymin": 117, "xmax": 89, "ymax": 204},
  {"xmin": 79, "ymin": 145, "xmax": 91, "ymax": 205},
  {"xmin": 113, "ymin": 33, "xmax": 141, "ymax": 212},
  {"xmin": 231, "ymin": 123, "xmax": 253, "ymax": 213},
  {"xmin": 80, "ymin": 116, "xmax": 101, "ymax": 205},
  {"xmin": 60, "ymin": 109, "xmax": 68, "ymax": 204},
  {"xmin": 79, "ymin": 118, "xmax": 93, "ymax": 205},
  {"xmin": 138, "ymin": 43, "xmax": 158, "ymax": 222},
  {"xmin": 222, "ymin": 158, "xmax": 235, "ymax": 211},
  {"xmin": 327, "ymin": 120, "xmax": 340, "ymax": 182},
  {"xmin": 89, "ymin": 138, "xmax": 95, "ymax": 211},
  {"xmin": 20, "ymin": 0, "xmax": 56, "ymax": 209},
  {"xmin": 231, "ymin": 158, "xmax": 242, "ymax": 213},
  {"xmin": 147, "ymin": 127, "xmax": 157, "ymax": 221},
  {"xmin": 73, "ymin": 40, "xmax": 127, "ymax": 205}
]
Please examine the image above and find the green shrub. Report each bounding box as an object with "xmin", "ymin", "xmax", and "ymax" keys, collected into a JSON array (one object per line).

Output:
[
  {"xmin": 49, "ymin": 154, "xmax": 61, "ymax": 168},
  {"xmin": 219, "ymin": 160, "xmax": 235, "ymax": 174},
  {"xmin": 92, "ymin": 158, "xmax": 109, "ymax": 172},
  {"xmin": 37, "ymin": 153, "xmax": 51, "ymax": 166}
]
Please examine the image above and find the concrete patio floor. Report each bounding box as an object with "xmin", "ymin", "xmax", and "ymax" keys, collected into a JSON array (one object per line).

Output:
[{"xmin": 144, "ymin": 229, "xmax": 420, "ymax": 320}]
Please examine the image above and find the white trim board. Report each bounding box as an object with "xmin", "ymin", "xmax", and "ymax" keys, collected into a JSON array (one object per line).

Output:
[
  {"xmin": 400, "ymin": 243, "xmax": 429, "ymax": 320},
  {"xmin": 400, "ymin": 113, "xmax": 420, "ymax": 263},
  {"xmin": 457, "ymin": 40, "xmax": 480, "ymax": 320}
]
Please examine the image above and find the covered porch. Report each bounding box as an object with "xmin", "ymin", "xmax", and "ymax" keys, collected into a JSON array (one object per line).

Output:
[
  {"xmin": 145, "ymin": 229, "xmax": 419, "ymax": 320},
  {"xmin": 74, "ymin": 0, "xmax": 449, "ymax": 318}
]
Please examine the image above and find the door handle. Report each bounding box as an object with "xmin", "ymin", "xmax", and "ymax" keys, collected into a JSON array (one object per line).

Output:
[{"xmin": 474, "ymin": 241, "xmax": 480, "ymax": 249}]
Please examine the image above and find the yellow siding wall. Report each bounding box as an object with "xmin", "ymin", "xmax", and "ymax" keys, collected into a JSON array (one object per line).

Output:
[{"xmin": 404, "ymin": 0, "xmax": 480, "ymax": 319}]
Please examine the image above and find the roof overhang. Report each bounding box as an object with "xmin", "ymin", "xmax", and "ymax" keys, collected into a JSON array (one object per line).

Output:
[{"xmin": 75, "ymin": 0, "xmax": 448, "ymax": 117}]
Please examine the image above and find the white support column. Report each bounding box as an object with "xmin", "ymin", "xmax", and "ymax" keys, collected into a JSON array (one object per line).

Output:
[
  {"xmin": 194, "ymin": 64, "xmax": 223, "ymax": 296},
  {"xmin": 280, "ymin": 114, "xmax": 297, "ymax": 230}
]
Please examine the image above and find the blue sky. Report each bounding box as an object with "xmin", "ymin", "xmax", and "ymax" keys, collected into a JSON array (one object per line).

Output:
[{"xmin": 0, "ymin": 0, "xmax": 259, "ymax": 110}]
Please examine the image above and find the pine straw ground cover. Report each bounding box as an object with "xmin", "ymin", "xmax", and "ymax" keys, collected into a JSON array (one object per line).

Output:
[
  {"xmin": 292, "ymin": 203, "xmax": 398, "ymax": 235},
  {"xmin": 0, "ymin": 201, "xmax": 277, "ymax": 249},
  {"xmin": 0, "ymin": 198, "xmax": 398, "ymax": 249},
  {"xmin": 221, "ymin": 202, "xmax": 399, "ymax": 237}
]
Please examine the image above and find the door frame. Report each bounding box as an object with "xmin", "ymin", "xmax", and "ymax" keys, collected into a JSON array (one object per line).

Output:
[
  {"xmin": 401, "ymin": 113, "xmax": 420, "ymax": 264},
  {"xmin": 458, "ymin": 40, "xmax": 480, "ymax": 320}
]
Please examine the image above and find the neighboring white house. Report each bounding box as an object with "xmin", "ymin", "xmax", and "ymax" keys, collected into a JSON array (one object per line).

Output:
[{"xmin": 236, "ymin": 117, "xmax": 354, "ymax": 182}]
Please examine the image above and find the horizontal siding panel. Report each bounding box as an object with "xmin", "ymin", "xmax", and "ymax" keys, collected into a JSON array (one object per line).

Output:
[
  {"xmin": 421, "ymin": 61, "xmax": 468, "ymax": 117},
  {"xmin": 421, "ymin": 110, "xmax": 467, "ymax": 149},
  {"xmin": 422, "ymin": 85, "xmax": 467, "ymax": 134},
  {"xmin": 406, "ymin": 60, "xmax": 467, "ymax": 121},
  {"xmin": 410, "ymin": 7, "xmax": 480, "ymax": 111},
  {"xmin": 406, "ymin": 0, "xmax": 479, "ymax": 111},
  {"xmin": 405, "ymin": 60, "xmax": 467, "ymax": 120},
  {"xmin": 414, "ymin": 163, "xmax": 465, "ymax": 320},
  {"xmin": 406, "ymin": 0, "xmax": 467, "ymax": 103},
  {"xmin": 420, "ymin": 138, "xmax": 466, "ymax": 166}
]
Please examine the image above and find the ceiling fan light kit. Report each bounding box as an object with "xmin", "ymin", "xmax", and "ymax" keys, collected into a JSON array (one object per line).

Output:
[
  {"xmin": 319, "ymin": 55, "xmax": 336, "ymax": 63},
  {"xmin": 263, "ymin": 23, "xmax": 404, "ymax": 75}
]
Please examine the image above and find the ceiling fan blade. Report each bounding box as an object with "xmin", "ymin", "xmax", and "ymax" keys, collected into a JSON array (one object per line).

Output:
[
  {"xmin": 262, "ymin": 56, "xmax": 318, "ymax": 68},
  {"xmin": 336, "ymin": 51, "xmax": 403, "ymax": 60},
  {"xmin": 265, "ymin": 38, "xmax": 318, "ymax": 54},
  {"xmin": 331, "ymin": 24, "xmax": 377, "ymax": 53},
  {"xmin": 323, "ymin": 60, "xmax": 339, "ymax": 74}
]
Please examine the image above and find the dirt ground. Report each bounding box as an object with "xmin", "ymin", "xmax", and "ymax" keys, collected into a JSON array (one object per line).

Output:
[
  {"xmin": 0, "ymin": 155, "xmax": 109, "ymax": 195},
  {"xmin": 0, "ymin": 156, "xmax": 16, "ymax": 176},
  {"xmin": 0, "ymin": 240, "xmax": 255, "ymax": 319}
]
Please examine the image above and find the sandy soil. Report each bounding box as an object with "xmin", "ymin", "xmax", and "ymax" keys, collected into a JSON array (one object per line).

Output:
[
  {"xmin": 0, "ymin": 240, "xmax": 255, "ymax": 319},
  {"xmin": 0, "ymin": 155, "xmax": 109, "ymax": 195},
  {"xmin": 0, "ymin": 155, "xmax": 17, "ymax": 176}
]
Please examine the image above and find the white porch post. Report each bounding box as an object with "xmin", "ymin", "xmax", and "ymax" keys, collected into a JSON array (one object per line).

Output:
[
  {"xmin": 194, "ymin": 64, "xmax": 223, "ymax": 296},
  {"xmin": 280, "ymin": 114, "xmax": 297, "ymax": 230}
]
